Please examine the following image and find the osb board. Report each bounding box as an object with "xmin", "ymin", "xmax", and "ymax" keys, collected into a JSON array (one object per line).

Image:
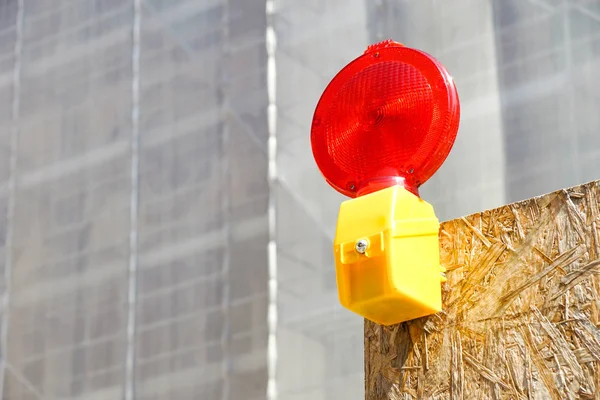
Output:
[{"xmin": 365, "ymin": 180, "xmax": 600, "ymax": 400}]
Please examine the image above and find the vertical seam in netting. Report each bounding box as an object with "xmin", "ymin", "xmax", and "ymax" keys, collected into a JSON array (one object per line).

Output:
[
  {"xmin": 220, "ymin": 2, "xmax": 231, "ymax": 400},
  {"xmin": 266, "ymin": 1, "xmax": 278, "ymax": 399},
  {"xmin": 125, "ymin": 0, "xmax": 141, "ymax": 398},
  {"xmin": 0, "ymin": 0, "xmax": 23, "ymax": 396}
]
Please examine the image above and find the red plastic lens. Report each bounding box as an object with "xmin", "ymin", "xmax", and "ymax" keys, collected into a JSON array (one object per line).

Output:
[{"xmin": 311, "ymin": 40, "xmax": 460, "ymax": 198}]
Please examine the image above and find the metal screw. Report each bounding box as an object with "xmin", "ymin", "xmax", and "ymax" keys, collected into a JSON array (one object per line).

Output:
[{"xmin": 355, "ymin": 239, "xmax": 368, "ymax": 254}]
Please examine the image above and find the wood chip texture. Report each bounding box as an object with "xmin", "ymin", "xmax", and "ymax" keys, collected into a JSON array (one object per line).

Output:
[{"xmin": 365, "ymin": 180, "xmax": 600, "ymax": 400}]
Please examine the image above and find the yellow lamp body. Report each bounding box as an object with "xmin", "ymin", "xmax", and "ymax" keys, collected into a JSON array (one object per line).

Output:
[{"xmin": 333, "ymin": 185, "xmax": 446, "ymax": 326}]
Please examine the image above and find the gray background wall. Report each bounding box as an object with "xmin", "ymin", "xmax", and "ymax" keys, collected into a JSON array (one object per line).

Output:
[
  {"xmin": 1, "ymin": 0, "xmax": 269, "ymax": 399},
  {"xmin": 0, "ymin": 0, "xmax": 598, "ymax": 399}
]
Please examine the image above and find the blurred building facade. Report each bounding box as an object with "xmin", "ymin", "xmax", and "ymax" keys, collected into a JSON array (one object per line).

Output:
[{"xmin": 0, "ymin": 0, "xmax": 599, "ymax": 399}]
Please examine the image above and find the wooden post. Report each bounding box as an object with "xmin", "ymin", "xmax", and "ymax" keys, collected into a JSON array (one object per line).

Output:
[{"xmin": 365, "ymin": 180, "xmax": 600, "ymax": 399}]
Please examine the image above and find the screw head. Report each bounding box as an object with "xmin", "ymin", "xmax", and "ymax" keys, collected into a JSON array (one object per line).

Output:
[{"xmin": 355, "ymin": 239, "xmax": 368, "ymax": 254}]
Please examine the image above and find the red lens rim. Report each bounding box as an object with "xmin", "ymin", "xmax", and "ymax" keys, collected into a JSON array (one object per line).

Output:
[{"xmin": 310, "ymin": 44, "xmax": 460, "ymax": 198}]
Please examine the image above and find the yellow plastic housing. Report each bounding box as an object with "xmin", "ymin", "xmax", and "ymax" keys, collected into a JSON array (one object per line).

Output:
[{"xmin": 333, "ymin": 185, "xmax": 445, "ymax": 326}]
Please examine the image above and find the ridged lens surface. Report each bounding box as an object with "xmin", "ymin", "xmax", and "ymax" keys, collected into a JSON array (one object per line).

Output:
[{"xmin": 311, "ymin": 45, "xmax": 460, "ymax": 198}]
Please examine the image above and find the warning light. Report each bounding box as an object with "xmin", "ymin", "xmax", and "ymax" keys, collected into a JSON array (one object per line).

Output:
[
  {"xmin": 311, "ymin": 40, "xmax": 459, "ymax": 326},
  {"xmin": 311, "ymin": 39, "xmax": 459, "ymax": 197}
]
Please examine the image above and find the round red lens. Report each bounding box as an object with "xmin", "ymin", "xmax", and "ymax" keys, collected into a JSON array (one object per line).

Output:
[{"xmin": 311, "ymin": 40, "xmax": 460, "ymax": 198}]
